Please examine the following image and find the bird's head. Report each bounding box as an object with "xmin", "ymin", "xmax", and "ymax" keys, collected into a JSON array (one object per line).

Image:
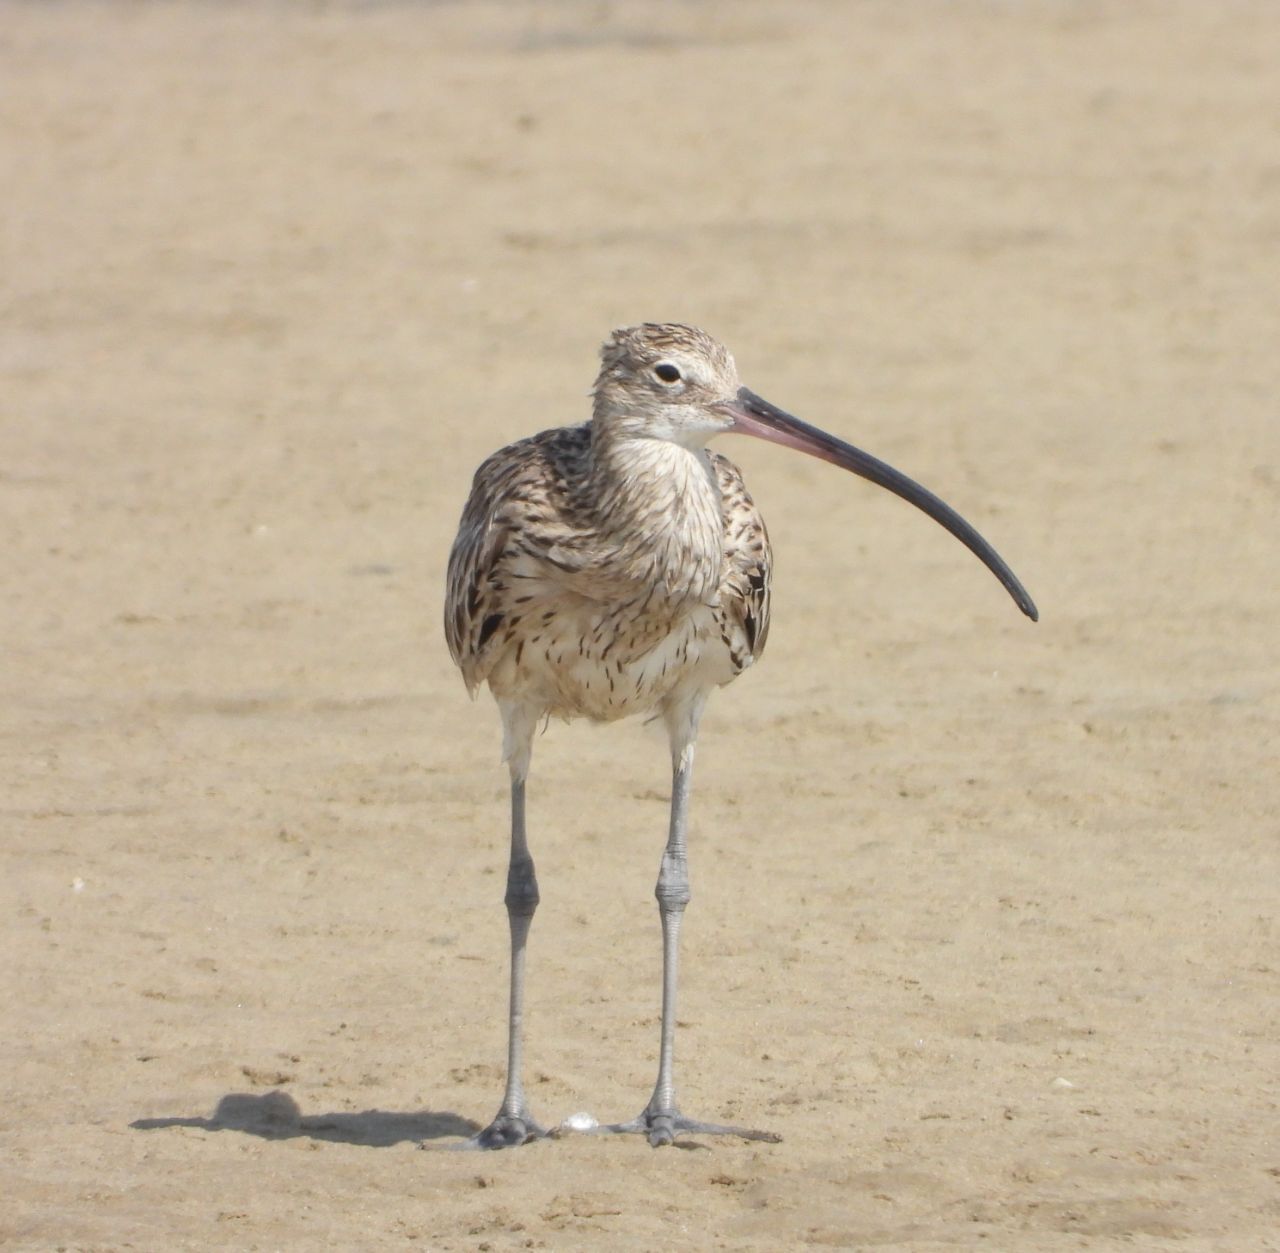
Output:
[
  {"xmin": 590, "ymin": 320, "xmax": 1038, "ymax": 622},
  {"xmin": 591, "ymin": 323, "xmax": 741, "ymax": 448}
]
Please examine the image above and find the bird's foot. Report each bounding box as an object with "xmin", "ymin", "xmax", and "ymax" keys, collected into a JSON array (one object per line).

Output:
[
  {"xmin": 598, "ymin": 1108, "xmax": 781, "ymax": 1149},
  {"xmin": 457, "ymin": 1110, "xmax": 549, "ymax": 1150}
]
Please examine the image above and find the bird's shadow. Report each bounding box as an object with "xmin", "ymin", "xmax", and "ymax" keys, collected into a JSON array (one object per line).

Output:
[{"xmin": 131, "ymin": 1090, "xmax": 480, "ymax": 1147}]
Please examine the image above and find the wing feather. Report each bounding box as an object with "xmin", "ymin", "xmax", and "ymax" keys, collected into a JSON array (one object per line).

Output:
[
  {"xmin": 444, "ymin": 424, "xmax": 593, "ymax": 693},
  {"xmin": 709, "ymin": 451, "xmax": 772, "ymax": 665}
]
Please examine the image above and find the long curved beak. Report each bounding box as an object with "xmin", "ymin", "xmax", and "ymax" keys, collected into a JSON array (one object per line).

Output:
[{"xmin": 724, "ymin": 387, "xmax": 1038, "ymax": 621}]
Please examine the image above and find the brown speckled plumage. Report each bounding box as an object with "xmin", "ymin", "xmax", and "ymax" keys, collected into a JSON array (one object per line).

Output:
[{"xmin": 445, "ymin": 324, "xmax": 771, "ymax": 731}]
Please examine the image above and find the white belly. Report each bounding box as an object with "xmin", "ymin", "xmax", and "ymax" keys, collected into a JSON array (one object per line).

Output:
[{"xmin": 486, "ymin": 598, "xmax": 746, "ymax": 723}]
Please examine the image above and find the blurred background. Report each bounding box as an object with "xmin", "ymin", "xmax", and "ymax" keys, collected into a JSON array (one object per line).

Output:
[{"xmin": 4, "ymin": 2, "xmax": 1277, "ymax": 1247}]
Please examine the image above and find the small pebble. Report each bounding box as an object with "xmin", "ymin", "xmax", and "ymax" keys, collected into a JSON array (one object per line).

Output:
[{"xmin": 561, "ymin": 1111, "xmax": 598, "ymax": 1133}]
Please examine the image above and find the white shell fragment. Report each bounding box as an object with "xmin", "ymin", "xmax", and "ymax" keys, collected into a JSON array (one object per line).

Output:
[{"xmin": 560, "ymin": 1111, "xmax": 599, "ymax": 1133}]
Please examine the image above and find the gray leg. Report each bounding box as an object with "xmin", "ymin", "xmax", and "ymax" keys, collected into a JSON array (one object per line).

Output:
[
  {"xmin": 462, "ymin": 720, "xmax": 549, "ymax": 1150},
  {"xmin": 601, "ymin": 734, "xmax": 781, "ymax": 1148}
]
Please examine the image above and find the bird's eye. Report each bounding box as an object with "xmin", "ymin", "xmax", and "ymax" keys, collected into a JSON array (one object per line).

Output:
[{"xmin": 653, "ymin": 363, "xmax": 682, "ymax": 384}]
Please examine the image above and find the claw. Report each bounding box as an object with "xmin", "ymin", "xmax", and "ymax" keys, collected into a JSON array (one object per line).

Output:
[
  {"xmin": 598, "ymin": 1108, "xmax": 780, "ymax": 1148},
  {"xmin": 458, "ymin": 1112, "xmax": 548, "ymax": 1150},
  {"xmin": 647, "ymin": 1114, "xmax": 676, "ymax": 1148}
]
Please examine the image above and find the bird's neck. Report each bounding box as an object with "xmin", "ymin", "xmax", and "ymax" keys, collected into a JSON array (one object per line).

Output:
[{"xmin": 586, "ymin": 429, "xmax": 724, "ymax": 607}]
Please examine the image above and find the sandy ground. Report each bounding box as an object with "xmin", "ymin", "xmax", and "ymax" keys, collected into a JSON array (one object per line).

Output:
[{"xmin": 3, "ymin": 1, "xmax": 1278, "ymax": 1248}]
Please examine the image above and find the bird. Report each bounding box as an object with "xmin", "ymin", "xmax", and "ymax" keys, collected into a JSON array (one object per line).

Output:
[{"xmin": 444, "ymin": 322, "xmax": 1037, "ymax": 1149}]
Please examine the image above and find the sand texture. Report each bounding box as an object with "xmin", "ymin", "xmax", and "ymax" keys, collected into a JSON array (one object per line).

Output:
[{"xmin": 3, "ymin": 2, "xmax": 1278, "ymax": 1248}]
